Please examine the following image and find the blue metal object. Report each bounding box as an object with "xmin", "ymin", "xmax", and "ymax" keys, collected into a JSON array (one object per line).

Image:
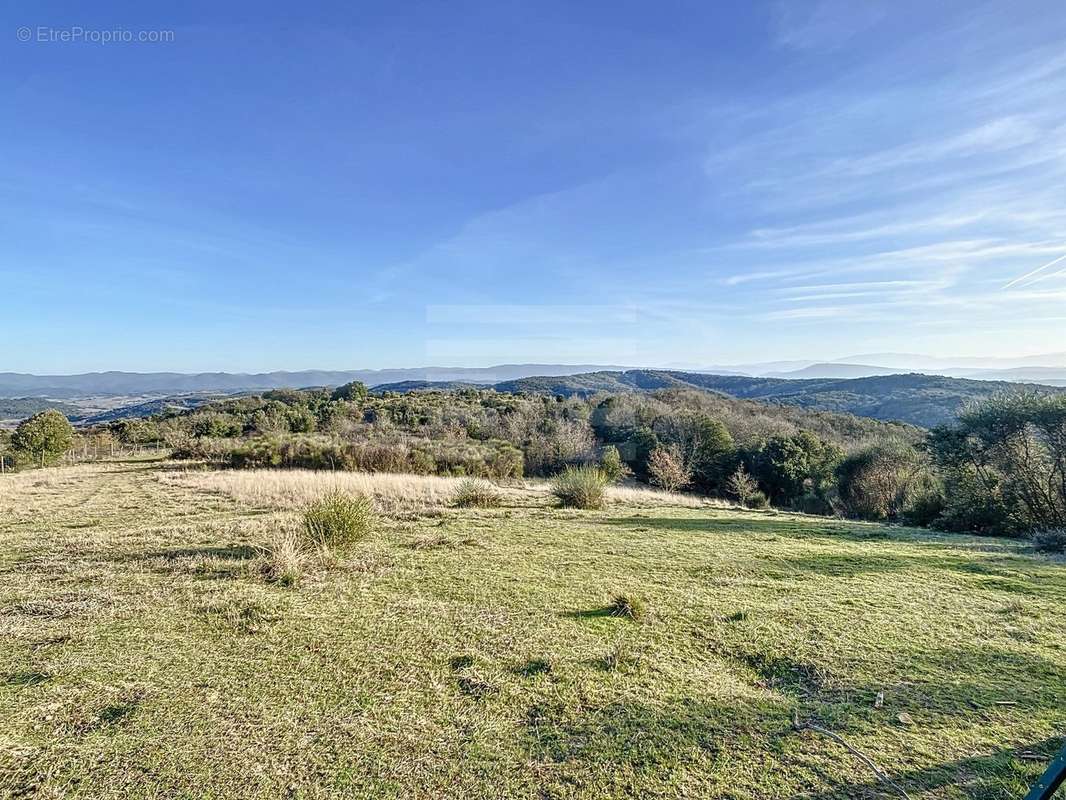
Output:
[{"xmin": 1024, "ymin": 742, "xmax": 1066, "ymax": 800}]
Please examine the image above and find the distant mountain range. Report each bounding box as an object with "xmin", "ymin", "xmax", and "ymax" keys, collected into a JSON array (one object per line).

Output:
[
  {"xmin": 379, "ymin": 370, "xmax": 1066, "ymax": 428},
  {"xmin": 4, "ymin": 353, "xmax": 1066, "ymax": 398},
  {"xmin": 729, "ymin": 352, "xmax": 1066, "ymax": 383},
  {"xmin": 0, "ymin": 365, "xmax": 630, "ymax": 398},
  {"xmin": 758, "ymin": 362, "xmax": 1066, "ymax": 383}
]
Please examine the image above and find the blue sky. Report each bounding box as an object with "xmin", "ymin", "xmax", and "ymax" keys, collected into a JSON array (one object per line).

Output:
[{"xmin": 3, "ymin": 1, "xmax": 1065, "ymax": 373}]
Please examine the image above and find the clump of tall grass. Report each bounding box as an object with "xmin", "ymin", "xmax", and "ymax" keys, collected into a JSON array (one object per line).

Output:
[
  {"xmin": 609, "ymin": 593, "xmax": 647, "ymax": 620},
  {"xmin": 452, "ymin": 478, "xmax": 501, "ymax": 508},
  {"xmin": 303, "ymin": 490, "xmax": 375, "ymax": 551},
  {"xmin": 259, "ymin": 527, "xmax": 307, "ymax": 586},
  {"xmin": 551, "ymin": 465, "xmax": 608, "ymax": 510}
]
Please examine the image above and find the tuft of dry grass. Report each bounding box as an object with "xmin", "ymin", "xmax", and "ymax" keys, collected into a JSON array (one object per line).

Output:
[
  {"xmin": 608, "ymin": 593, "xmax": 647, "ymax": 620},
  {"xmin": 600, "ymin": 634, "xmax": 640, "ymax": 672},
  {"xmin": 605, "ymin": 483, "xmax": 730, "ymax": 509},
  {"xmin": 258, "ymin": 526, "xmax": 307, "ymax": 586}
]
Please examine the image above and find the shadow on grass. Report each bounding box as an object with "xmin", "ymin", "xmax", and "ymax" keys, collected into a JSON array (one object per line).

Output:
[
  {"xmin": 107, "ymin": 544, "xmax": 260, "ymax": 580},
  {"xmin": 599, "ymin": 514, "xmax": 888, "ymax": 543},
  {"xmin": 728, "ymin": 641, "xmax": 1066, "ymax": 718},
  {"xmin": 524, "ymin": 697, "xmax": 751, "ymax": 772},
  {"xmin": 5, "ymin": 670, "xmax": 51, "ymax": 687},
  {"xmin": 562, "ymin": 606, "xmax": 617, "ymax": 620},
  {"xmin": 523, "ymin": 684, "xmax": 1062, "ymax": 797},
  {"xmin": 599, "ymin": 514, "xmax": 1032, "ymax": 553},
  {"xmin": 800, "ymin": 735, "xmax": 1064, "ymax": 800},
  {"xmin": 598, "ymin": 516, "xmax": 1062, "ymax": 595},
  {"xmin": 143, "ymin": 545, "xmax": 259, "ymax": 561}
]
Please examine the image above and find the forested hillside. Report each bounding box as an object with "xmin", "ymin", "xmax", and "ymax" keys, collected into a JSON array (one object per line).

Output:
[
  {"xmin": 0, "ymin": 397, "xmax": 78, "ymax": 423},
  {"xmin": 489, "ymin": 370, "xmax": 1066, "ymax": 427}
]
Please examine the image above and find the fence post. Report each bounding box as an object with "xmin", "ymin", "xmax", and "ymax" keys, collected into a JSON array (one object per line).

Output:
[{"xmin": 1024, "ymin": 741, "xmax": 1066, "ymax": 800}]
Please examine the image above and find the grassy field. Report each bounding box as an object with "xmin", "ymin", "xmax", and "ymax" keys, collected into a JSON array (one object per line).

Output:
[{"xmin": 1, "ymin": 459, "xmax": 1064, "ymax": 799}]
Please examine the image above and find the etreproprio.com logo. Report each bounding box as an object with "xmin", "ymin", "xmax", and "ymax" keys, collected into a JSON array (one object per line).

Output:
[{"xmin": 17, "ymin": 26, "xmax": 175, "ymax": 44}]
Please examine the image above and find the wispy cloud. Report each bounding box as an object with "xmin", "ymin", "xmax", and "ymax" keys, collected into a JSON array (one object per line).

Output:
[
  {"xmin": 1003, "ymin": 251, "xmax": 1066, "ymax": 289},
  {"xmin": 815, "ymin": 116, "xmax": 1041, "ymax": 179},
  {"xmin": 771, "ymin": 0, "xmax": 886, "ymax": 51}
]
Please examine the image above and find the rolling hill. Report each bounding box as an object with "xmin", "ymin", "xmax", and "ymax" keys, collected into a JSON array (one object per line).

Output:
[
  {"xmin": 418, "ymin": 370, "xmax": 1066, "ymax": 428},
  {"xmin": 0, "ymin": 397, "xmax": 80, "ymax": 424}
]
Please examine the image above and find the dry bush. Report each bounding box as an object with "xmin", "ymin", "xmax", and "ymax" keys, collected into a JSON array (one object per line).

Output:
[{"xmin": 647, "ymin": 445, "xmax": 691, "ymax": 493}]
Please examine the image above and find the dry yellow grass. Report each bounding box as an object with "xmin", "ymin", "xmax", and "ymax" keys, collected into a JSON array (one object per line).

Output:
[
  {"xmin": 162, "ymin": 467, "xmax": 733, "ymax": 515},
  {"xmin": 163, "ymin": 468, "xmax": 480, "ymax": 514},
  {"xmin": 605, "ymin": 483, "xmax": 730, "ymax": 509}
]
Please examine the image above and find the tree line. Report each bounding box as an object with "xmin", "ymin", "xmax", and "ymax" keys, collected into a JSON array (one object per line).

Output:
[{"xmin": 5, "ymin": 385, "xmax": 1064, "ymax": 539}]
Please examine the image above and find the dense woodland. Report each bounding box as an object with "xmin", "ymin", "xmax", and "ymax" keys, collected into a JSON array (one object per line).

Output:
[
  {"xmin": 4, "ymin": 383, "xmax": 1065, "ymax": 542},
  {"xmin": 481, "ymin": 369, "xmax": 1066, "ymax": 428}
]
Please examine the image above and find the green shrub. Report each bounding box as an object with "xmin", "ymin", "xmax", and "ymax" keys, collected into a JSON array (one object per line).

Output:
[
  {"xmin": 836, "ymin": 442, "xmax": 934, "ymax": 521},
  {"xmin": 600, "ymin": 445, "xmax": 628, "ymax": 483},
  {"xmin": 453, "ymin": 478, "xmax": 501, "ymax": 508},
  {"xmin": 746, "ymin": 432, "xmax": 843, "ymax": 507},
  {"xmin": 303, "ymin": 491, "xmax": 375, "ymax": 550},
  {"xmin": 902, "ymin": 487, "xmax": 946, "ymax": 527},
  {"xmin": 746, "ymin": 490, "xmax": 770, "ymax": 509},
  {"xmin": 12, "ymin": 409, "xmax": 74, "ymax": 467},
  {"xmin": 1032, "ymin": 529, "xmax": 1066, "ymax": 554},
  {"xmin": 796, "ymin": 492, "xmax": 834, "ymax": 516},
  {"xmin": 231, "ymin": 437, "xmax": 284, "ymax": 468},
  {"xmin": 551, "ymin": 465, "xmax": 608, "ymax": 510},
  {"xmin": 927, "ymin": 393, "xmax": 1066, "ymax": 535}
]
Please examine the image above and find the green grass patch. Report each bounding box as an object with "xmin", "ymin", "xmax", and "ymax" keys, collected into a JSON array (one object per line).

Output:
[{"xmin": 0, "ymin": 461, "xmax": 1063, "ymax": 798}]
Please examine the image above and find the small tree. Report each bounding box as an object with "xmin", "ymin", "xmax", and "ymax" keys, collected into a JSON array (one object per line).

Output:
[
  {"xmin": 331, "ymin": 381, "xmax": 369, "ymax": 404},
  {"xmin": 726, "ymin": 464, "xmax": 759, "ymax": 507},
  {"xmin": 748, "ymin": 432, "xmax": 844, "ymax": 507},
  {"xmin": 647, "ymin": 445, "xmax": 691, "ymax": 492},
  {"xmin": 12, "ymin": 409, "xmax": 74, "ymax": 467},
  {"xmin": 600, "ymin": 445, "xmax": 629, "ymax": 483}
]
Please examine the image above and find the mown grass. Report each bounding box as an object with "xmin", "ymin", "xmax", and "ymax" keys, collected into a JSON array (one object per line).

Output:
[{"xmin": 0, "ymin": 460, "xmax": 1064, "ymax": 799}]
